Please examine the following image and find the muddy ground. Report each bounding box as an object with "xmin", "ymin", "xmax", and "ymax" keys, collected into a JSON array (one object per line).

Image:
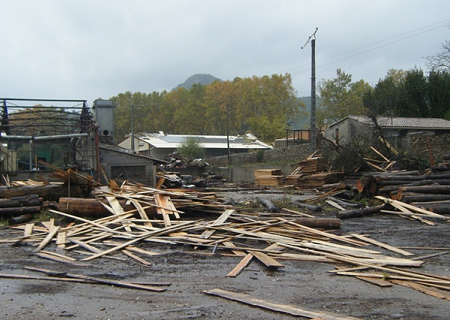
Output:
[{"xmin": 0, "ymin": 191, "xmax": 449, "ymax": 320}]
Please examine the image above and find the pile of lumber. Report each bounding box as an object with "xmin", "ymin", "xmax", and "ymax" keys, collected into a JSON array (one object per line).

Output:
[
  {"xmin": 254, "ymin": 155, "xmax": 340, "ymax": 188},
  {"xmin": 1, "ymin": 183, "xmax": 449, "ymax": 300},
  {"xmin": 298, "ymin": 172, "xmax": 340, "ymax": 188},
  {"xmin": 254, "ymin": 169, "xmax": 283, "ymax": 187},
  {"xmin": 296, "ymin": 156, "xmax": 325, "ymax": 173}
]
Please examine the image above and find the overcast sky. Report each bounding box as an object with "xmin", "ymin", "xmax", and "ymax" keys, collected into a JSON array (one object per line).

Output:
[{"xmin": 1, "ymin": 1, "xmax": 449, "ymax": 106}]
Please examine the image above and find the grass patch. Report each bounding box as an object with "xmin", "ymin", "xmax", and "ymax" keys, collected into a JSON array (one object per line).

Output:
[
  {"xmin": 32, "ymin": 208, "xmax": 65, "ymax": 224},
  {"xmin": 0, "ymin": 217, "xmax": 8, "ymax": 227}
]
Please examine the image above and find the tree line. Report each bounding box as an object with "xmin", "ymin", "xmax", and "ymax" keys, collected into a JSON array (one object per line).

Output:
[
  {"xmin": 318, "ymin": 68, "xmax": 450, "ymax": 126},
  {"xmin": 110, "ymin": 74, "xmax": 303, "ymax": 144}
]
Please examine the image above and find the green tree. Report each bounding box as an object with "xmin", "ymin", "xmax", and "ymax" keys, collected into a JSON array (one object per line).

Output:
[
  {"xmin": 363, "ymin": 69, "xmax": 406, "ymax": 117},
  {"xmin": 363, "ymin": 68, "xmax": 450, "ymax": 119},
  {"xmin": 318, "ymin": 69, "xmax": 371, "ymax": 126},
  {"xmin": 428, "ymin": 70, "xmax": 450, "ymax": 119},
  {"xmin": 177, "ymin": 137, "xmax": 205, "ymax": 160}
]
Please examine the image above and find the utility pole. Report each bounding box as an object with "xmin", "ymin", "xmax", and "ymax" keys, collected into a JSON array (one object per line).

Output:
[
  {"xmin": 226, "ymin": 104, "xmax": 231, "ymax": 165},
  {"xmin": 128, "ymin": 104, "xmax": 140, "ymax": 153},
  {"xmin": 130, "ymin": 105, "xmax": 135, "ymax": 152},
  {"xmin": 302, "ymin": 28, "xmax": 318, "ymax": 152}
]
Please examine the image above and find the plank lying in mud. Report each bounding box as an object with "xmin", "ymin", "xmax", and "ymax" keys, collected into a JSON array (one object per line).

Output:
[
  {"xmin": 24, "ymin": 266, "xmax": 167, "ymax": 292},
  {"xmin": 203, "ymin": 288, "xmax": 362, "ymax": 320},
  {"xmin": 0, "ymin": 272, "xmax": 171, "ymax": 287}
]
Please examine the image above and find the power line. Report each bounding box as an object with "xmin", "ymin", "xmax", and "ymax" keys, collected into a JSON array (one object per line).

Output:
[{"xmin": 286, "ymin": 19, "xmax": 450, "ymax": 76}]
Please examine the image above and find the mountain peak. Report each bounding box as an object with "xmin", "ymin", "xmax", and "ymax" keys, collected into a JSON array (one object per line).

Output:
[{"xmin": 174, "ymin": 74, "xmax": 222, "ymax": 90}]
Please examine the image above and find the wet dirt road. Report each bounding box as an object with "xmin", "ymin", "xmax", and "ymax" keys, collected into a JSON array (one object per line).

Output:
[{"xmin": 1, "ymin": 211, "xmax": 449, "ymax": 319}]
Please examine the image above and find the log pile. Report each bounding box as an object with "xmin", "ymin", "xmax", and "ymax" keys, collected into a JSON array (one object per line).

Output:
[{"xmin": 355, "ymin": 165, "xmax": 450, "ymax": 215}]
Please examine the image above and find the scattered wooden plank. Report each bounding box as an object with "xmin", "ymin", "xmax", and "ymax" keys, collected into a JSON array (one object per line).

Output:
[
  {"xmin": 154, "ymin": 194, "xmax": 172, "ymax": 227},
  {"xmin": 56, "ymin": 231, "xmax": 66, "ymax": 254},
  {"xmin": 129, "ymin": 198, "xmax": 153, "ymax": 227},
  {"xmin": 24, "ymin": 223, "xmax": 34, "ymax": 237},
  {"xmin": 24, "ymin": 266, "xmax": 166, "ymax": 292},
  {"xmin": 350, "ymin": 234, "xmax": 414, "ymax": 256},
  {"xmin": 356, "ymin": 276, "xmax": 393, "ymax": 287},
  {"xmin": 34, "ymin": 251, "xmax": 88, "ymax": 266},
  {"xmin": 325, "ymin": 199, "xmax": 345, "ymax": 211},
  {"xmin": 250, "ymin": 250, "xmax": 284, "ymax": 268},
  {"xmin": 200, "ymin": 209, "xmax": 235, "ymax": 239},
  {"xmin": 222, "ymin": 241, "xmax": 246, "ymax": 257},
  {"xmin": 33, "ymin": 225, "xmax": 60, "ymax": 252},
  {"xmin": 226, "ymin": 253, "xmax": 253, "ymax": 278},
  {"xmin": 122, "ymin": 249, "xmax": 152, "ymax": 266},
  {"xmin": 391, "ymin": 280, "xmax": 450, "ymax": 301},
  {"xmin": 203, "ymin": 288, "xmax": 362, "ymax": 320}
]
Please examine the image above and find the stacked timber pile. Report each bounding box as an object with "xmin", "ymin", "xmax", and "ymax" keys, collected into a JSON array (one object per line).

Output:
[
  {"xmin": 297, "ymin": 156, "xmax": 325, "ymax": 173},
  {"xmin": 254, "ymin": 169, "xmax": 283, "ymax": 186},
  {"xmin": 288, "ymin": 156, "xmax": 341, "ymax": 188},
  {"xmin": 255, "ymin": 156, "xmax": 341, "ymax": 188}
]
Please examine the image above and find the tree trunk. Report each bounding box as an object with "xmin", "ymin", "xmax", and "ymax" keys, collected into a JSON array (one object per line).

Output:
[
  {"xmin": 293, "ymin": 218, "xmax": 340, "ymax": 229},
  {"xmin": 335, "ymin": 204, "xmax": 387, "ymax": 219},
  {"xmin": 398, "ymin": 185, "xmax": 450, "ymax": 194},
  {"xmin": 0, "ymin": 194, "xmax": 42, "ymax": 208},
  {"xmin": 0, "ymin": 206, "xmax": 42, "ymax": 217},
  {"xmin": 0, "ymin": 184, "xmax": 83, "ymax": 201},
  {"xmin": 396, "ymin": 192, "xmax": 450, "ymax": 203},
  {"xmin": 294, "ymin": 202, "xmax": 322, "ymax": 212},
  {"xmin": 56, "ymin": 197, "xmax": 158, "ymax": 218}
]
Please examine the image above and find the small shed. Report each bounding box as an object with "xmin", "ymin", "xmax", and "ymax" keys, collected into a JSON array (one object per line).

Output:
[
  {"xmin": 325, "ymin": 115, "xmax": 450, "ymax": 150},
  {"xmin": 99, "ymin": 144, "xmax": 166, "ymax": 186}
]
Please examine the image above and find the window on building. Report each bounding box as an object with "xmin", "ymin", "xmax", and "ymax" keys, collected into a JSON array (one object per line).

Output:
[
  {"xmin": 350, "ymin": 124, "xmax": 355, "ymax": 138},
  {"xmin": 111, "ymin": 166, "xmax": 146, "ymax": 179}
]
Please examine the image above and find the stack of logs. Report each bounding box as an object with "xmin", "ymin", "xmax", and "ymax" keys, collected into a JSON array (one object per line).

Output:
[
  {"xmin": 0, "ymin": 194, "xmax": 55, "ymax": 225},
  {"xmin": 357, "ymin": 169, "xmax": 450, "ymax": 214}
]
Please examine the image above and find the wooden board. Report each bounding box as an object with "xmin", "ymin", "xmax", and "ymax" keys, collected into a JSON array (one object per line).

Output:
[
  {"xmin": 356, "ymin": 276, "xmax": 393, "ymax": 287},
  {"xmin": 203, "ymin": 288, "xmax": 362, "ymax": 320},
  {"xmin": 351, "ymin": 234, "xmax": 414, "ymax": 256},
  {"xmin": 200, "ymin": 209, "xmax": 235, "ymax": 239},
  {"xmin": 250, "ymin": 250, "xmax": 284, "ymax": 268},
  {"xmin": 226, "ymin": 253, "xmax": 253, "ymax": 278}
]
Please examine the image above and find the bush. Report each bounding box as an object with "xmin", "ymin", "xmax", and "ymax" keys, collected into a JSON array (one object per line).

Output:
[{"xmin": 177, "ymin": 137, "xmax": 205, "ymax": 160}]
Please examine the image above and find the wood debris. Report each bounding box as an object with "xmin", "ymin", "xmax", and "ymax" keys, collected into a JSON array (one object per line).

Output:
[
  {"xmin": 0, "ymin": 150, "xmax": 449, "ymax": 306},
  {"xmin": 1, "ymin": 180, "xmax": 447, "ymax": 301},
  {"xmin": 204, "ymin": 288, "xmax": 362, "ymax": 320}
]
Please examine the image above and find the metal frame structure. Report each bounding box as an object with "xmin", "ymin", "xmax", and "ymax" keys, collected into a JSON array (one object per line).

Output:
[{"xmin": 0, "ymin": 98, "xmax": 98, "ymax": 175}]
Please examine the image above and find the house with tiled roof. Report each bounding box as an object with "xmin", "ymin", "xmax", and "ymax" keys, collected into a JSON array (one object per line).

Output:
[
  {"xmin": 118, "ymin": 132, "xmax": 273, "ymax": 159},
  {"xmin": 324, "ymin": 115, "xmax": 450, "ymax": 150}
]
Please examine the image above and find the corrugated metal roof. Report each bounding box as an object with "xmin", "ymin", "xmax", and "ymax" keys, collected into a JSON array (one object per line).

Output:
[
  {"xmin": 345, "ymin": 115, "xmax": 450, "ymax": 129},
  {"xmin": 133, "ymin": 133, "xmax": 272, "ymax": 150}
]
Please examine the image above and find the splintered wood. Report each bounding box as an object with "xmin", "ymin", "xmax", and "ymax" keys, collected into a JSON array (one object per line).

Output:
[{"xmin": 2, "ymin": 180, "xmax": 449, "ymax": 301}]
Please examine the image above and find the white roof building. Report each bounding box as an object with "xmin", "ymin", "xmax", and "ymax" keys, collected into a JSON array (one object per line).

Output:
[{"xmin": 118, "ymin": 132, "xmax": 272, "ymax": 159}]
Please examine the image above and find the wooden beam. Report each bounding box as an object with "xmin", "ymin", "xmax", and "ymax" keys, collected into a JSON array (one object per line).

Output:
[{"xmin": 203, "ymin": 288, "xmax": 362, "ymax": 319}]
